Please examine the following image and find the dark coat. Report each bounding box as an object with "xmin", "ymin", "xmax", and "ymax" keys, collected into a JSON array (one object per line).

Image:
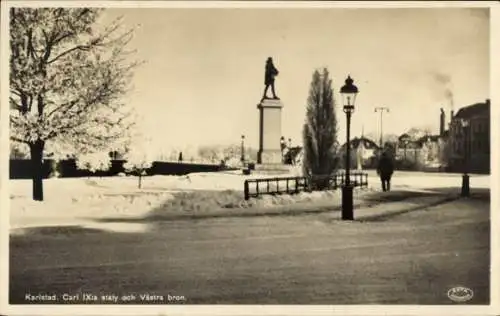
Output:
[
  {"xmin": 377, "ymin": 154, "xmax": 394, "ymax": 178},
  {"xmin": 265, "ymin": 61, "xmax": 279, "ymax": 85}
]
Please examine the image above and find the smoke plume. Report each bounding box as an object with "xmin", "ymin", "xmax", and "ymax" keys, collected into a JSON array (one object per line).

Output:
[
  {"xmin": 444, "ymin": 87, "xmax": 454, "ymax": 110},
  {"xmin": 431, "ymin": 72, "xmax": 454, "ymax": 110},
  {"xmin": 433, "ymin": 73, "xmax": 451, "ymax": 85}
]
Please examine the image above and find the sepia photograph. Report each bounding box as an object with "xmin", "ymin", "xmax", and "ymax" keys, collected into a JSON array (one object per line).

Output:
[{"xmin": 1, "ymin": 0, "xmax": 497, "ymax": 314}]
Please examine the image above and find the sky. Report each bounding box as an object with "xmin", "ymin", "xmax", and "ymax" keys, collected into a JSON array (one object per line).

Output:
[{"xmin": 99, "ymin": 7, "xmax": 489, "ymax": 152}]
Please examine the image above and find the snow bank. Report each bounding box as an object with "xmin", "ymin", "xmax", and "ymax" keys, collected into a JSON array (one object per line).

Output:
[
  {"xmin": 75, "ymin": 172, "xmax": 295, "ymax": 192},
  {"xmin": 9, "ymin": 172, "xmax": 342, "ymax": 228},
  {"xmin": 9, "ymin": 176, "xmax": 174, "ymax": 229},
  {"xmin": 10, "ymin": 192, "xmax": 174, "ymax": 231},
  {"xmin": 155, "ymin": 189, "xmax": 345, "ymax": 214},
  {"xmin": 9, "ymin": 171, "xmax": 489, "ymax": 231}
]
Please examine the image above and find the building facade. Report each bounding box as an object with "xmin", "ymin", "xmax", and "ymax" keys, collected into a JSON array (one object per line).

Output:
[
  {"xmin": 283, "ymin": 100, "xmax": 490, "ymax": 174},
  {"xmin": 448, "ymin": 99, "xmax": 490, "ymax": 174},
  {"xmin": 339, "ymin": 137, "xmax": 380, "ymax": 169}
]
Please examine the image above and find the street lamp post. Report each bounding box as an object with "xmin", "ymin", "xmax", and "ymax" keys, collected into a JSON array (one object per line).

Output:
[
  {"xmin": 340, "ymin": 75, "xmax": 359, "ymax": 221},
  {"xmin": 461, "ymin": 119, "xmax": 470, "ymax": 197},
  {"xmin": 240, "ymin": 135, "xmax": 245, "ymax": 164},
  {"xmin": 375, "ymin": 107, "xmax": 390, "ymax": 149}
]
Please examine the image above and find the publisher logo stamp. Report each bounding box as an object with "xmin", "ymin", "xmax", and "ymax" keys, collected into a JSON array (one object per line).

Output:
[{"xmin": 447, "ymin": 286, "xmax": 474, "ymax": 303}]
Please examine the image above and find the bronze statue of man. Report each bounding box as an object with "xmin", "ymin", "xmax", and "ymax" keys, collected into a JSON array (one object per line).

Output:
[{"xmin": 262, "ymin": 57, "xmax": 279, "ymax": 100}]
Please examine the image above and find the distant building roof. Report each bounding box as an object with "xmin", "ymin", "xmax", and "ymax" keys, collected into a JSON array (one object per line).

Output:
[
  {"xmin": 417, "ymin": 135, "xmax": 441, "ymax": 143},
  {"xmin": 340, "ymin": 137, "xmax": 379, "ymax": 150},
  {"xmin": 454, "ymin": 99, "xmax": 490, "ymax": 120},
  {"xmin": 398, "ymin": 133, "xmax": 412, "ymax": 142}
]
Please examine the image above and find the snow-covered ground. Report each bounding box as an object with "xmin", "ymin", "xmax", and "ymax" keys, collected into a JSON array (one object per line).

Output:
[
  {"xmin": 8, "ymin": 171, "xmax": 354, "ymax": 230},
  {"xmin": 9, "ymin": 170, "xmax": 490, "ymax": 233},
  {"xmin": 383, "ymin": 172, "xmax": 490, "ymax": 190}
]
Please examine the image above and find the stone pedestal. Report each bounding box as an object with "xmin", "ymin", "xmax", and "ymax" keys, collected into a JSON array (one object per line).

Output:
[
  {"xmin": 257, "ymin": 98, "xmax": 283, "ymax": 164},
  {"xmin": 259, "ymin": 150, "xmax": 283, "ymax": 164}
]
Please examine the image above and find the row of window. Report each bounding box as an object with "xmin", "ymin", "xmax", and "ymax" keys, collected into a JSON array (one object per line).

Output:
[
  {"xmin": 451, "ymin": 119, "xmax": 488, "ymax": 135},
  {"xmin": 453, "ymin": 138, "xmax": 489, "ymax": 154}
]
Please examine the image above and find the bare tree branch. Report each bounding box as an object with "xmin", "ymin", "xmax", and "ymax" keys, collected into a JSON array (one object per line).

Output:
[
  {"xmin": 46, "ymin": 44, "xmax": 92, "ymax": 64},
  {"xmin": 41, "ymin": 29, "xmax": 56, "ymax": 62},
  {"xmin": 46, "ymin": 98, "xmax": 80, "ymax": 119},
  {"xmin": 10, "ymin": 97, "xmax": 22, "ymax": 109},
  {"xmin": 10, "ymin": 135, "xmax": 29, "ymax": 144},
  {"xmin": 10, "ymin": 89, "xmax": 22, "ymax": 97}
]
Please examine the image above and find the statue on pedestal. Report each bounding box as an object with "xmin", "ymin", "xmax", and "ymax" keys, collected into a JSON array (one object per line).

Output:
[{"xmin": 262, "ymin": 57, "xmax": 279, "ymax": 100}]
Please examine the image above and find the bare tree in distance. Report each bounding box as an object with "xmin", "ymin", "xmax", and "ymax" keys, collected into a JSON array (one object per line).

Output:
[
  {"xmin": 9, "ymin": 8, "xmax": 140, "ymax": 201},
  {"xmin": 197, "ymin": 145, "xmax": 222, "ymax": 164},
  {"xmin": 406, "ymin": 127, "xmax": 428, "ymax": 140},
  {"xmin": 197, "ymin": 144, "xmax": 258, "ymax": 165},
  {"xmin": 364, "ymin": 132, "xmax": 397, "ymax": 145}
]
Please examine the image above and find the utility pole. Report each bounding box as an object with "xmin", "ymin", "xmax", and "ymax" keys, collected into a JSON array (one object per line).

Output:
[{"xmin": 374, "ymin": 107, "xmax": 390, "ymax": 149}]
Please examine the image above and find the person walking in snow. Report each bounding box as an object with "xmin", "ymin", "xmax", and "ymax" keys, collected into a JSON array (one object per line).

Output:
[{"xmin": 377, "ymin": 151, "xmax": 394, "ymax": 192}]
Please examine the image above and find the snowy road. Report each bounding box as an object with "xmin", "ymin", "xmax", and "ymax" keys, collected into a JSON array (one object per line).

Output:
[{"xmin": 9, "ymin": 196, "xmax": 489, "ymax": 305}]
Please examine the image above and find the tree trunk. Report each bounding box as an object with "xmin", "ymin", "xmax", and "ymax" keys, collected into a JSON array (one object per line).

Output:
[
  {"xmin": 30, "ymin": 139, "xmax": 45, "ymax": 201},
  {"xmin": 138, "ymin": 173, "xmax": 142, "ymax": 189}
]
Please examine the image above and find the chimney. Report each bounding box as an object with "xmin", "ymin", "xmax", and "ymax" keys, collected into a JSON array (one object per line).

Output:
[
  {"xmin": 486, "ymin": 99, "xmax": 490, "ymax": 106},
  {"xmin": 440, "ymin": 108, "xmax": 445, "ymax": 136}
]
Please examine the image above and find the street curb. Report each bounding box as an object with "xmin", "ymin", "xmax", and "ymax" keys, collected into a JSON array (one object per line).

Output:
[
  {"xmin": 354, "ymin": 195, "xmax": 461, "ymax": 222},
  {"xmin": 101, "ymin": 193, "xmax": 460, "ymax": 223},
  {"xmin": 142, "ymin": 202, "xmax": 359, "ymax": 222}
]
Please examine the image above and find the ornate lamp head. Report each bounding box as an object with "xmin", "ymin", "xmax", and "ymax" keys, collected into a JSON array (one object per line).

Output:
[{"xmin": 340, "ymin": 75, "xmax": 359, "ymax": 113}]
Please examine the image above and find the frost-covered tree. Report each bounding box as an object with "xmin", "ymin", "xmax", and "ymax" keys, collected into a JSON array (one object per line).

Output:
[
  {"xmin": 222, "ymin": 144, "xmax": 242, "ymax": 162},
  {"xmin": 76, "ymin": 151, "xmax": 111, "ymax": 174},
  {"xmin": 384, "ymin": 134, "xmax": 399, "ymax": 144},
  {"xmin": 124, "ymin": 137, "xmax": 153, "ymax": 189},
  {"xmin": 197, "ymin": 144, "xmax": 258, "ymax": 165},
  {"xmin": 197, "ymin": 145, "xmax": 222, "ymax": 163},
  {"xmin": 124, "ymin": 155, "xmax": 151, "ymax": 189},
  {"xmin": 406, "ymin": 127, "xmax": 427, "ymax": 141},
  {"xmin": 9, "ymin": 8, "xmax": 139, "ymax": 200},
  {"xmin": 245, "ymin": 147, "xmax": 258, "ymax": 163},
  {"xmin": 10, "ymin": 141, "xmax": 30, "ymax": 159},
  {"xmin": 302, "ymin": 68, "xmax": 339, "ymax": 189}
]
